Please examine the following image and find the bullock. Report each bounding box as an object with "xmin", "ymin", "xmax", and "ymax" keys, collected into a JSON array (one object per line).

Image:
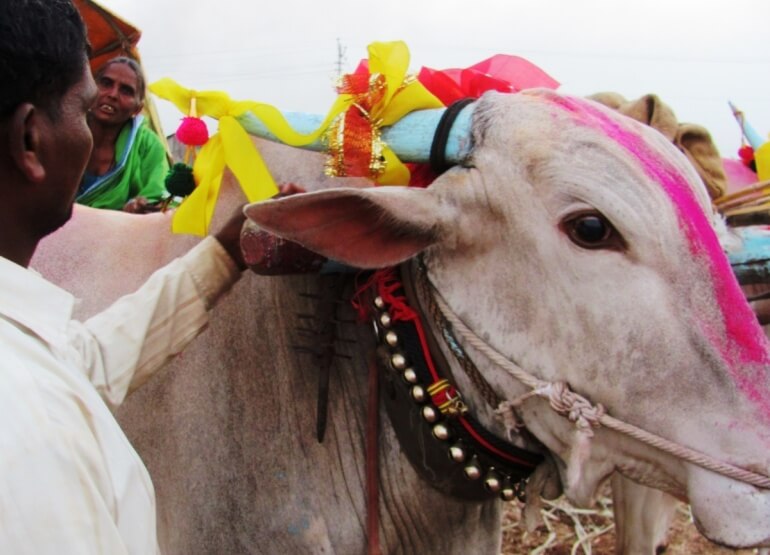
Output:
[{"xmin": 32, "ymin": 89, "xmax": 770, "ymax": 553}]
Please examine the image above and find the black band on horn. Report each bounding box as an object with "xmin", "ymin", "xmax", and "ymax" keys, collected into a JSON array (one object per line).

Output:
[{"xmin": 429, "ymin": 98, "xmax": 474, "ymax": 174}]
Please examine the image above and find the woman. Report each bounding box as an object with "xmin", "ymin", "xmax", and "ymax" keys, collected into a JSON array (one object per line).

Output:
[{"xmin": 77, "ymin": 57, "xmax": 169, "ymax": 213}]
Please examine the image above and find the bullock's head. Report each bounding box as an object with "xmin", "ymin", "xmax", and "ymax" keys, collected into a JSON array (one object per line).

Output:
[{"xmin": 244, "ymin": 89, "xmax": 770, "ymax": 548}]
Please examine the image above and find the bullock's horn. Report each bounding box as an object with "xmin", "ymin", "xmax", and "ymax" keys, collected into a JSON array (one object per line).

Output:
[{"xmin": 236, "ymin": 101, "xmax": 475, "ymax": 166}]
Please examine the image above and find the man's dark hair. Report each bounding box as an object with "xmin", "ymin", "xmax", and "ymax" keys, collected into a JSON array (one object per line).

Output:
[
  {"xmin": 95, "ymin": 56, "xmax": 147, "ymax": 103},
  {"xmin": 0, "ymin": 0, "xmax": 89, "ymax": 119}
]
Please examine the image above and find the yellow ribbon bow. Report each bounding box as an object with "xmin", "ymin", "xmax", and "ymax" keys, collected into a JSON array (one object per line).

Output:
[
  {"xmin": 149, "ymin": 80, "xmax": 349, "ymax": 235},
  {"xmin": 150, "ymin": 40, "xmax": 441, "ymax": 235}
]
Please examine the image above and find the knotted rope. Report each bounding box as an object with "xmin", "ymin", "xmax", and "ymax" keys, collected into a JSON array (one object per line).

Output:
[{"xmin": 428, "ymin": 279, "xmax": 770, "ymax": 490}]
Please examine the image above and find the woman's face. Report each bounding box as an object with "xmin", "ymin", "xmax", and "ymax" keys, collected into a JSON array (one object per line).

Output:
[{"xmin": 91, "ymin": 62, "xmax": 142, "ymax": 126}]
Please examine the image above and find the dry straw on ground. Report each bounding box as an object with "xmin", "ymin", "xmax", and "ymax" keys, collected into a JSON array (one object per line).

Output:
[{"xmin": 501, "ymin": 488, "xmax": 758, "ymax": 555}]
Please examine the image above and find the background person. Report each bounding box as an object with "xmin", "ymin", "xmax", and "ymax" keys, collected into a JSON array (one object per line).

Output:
[
  {"xmin": 0, "ymin": 1, "xmax": 246, "ymax": 552},
  {"xmin": 77, "ymin": 56, "xmax": 170, "ymax": 213}
]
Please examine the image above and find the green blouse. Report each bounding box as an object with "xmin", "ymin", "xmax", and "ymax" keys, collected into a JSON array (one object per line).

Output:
[{"xmin": 77, "ymin": 116, "xmax": 169, "ymax": 210}]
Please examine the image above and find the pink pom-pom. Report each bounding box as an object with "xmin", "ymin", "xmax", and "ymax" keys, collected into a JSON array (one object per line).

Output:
[{"xmin": 176, "ymin": 117, "xmax": 209, "ymax": 146}]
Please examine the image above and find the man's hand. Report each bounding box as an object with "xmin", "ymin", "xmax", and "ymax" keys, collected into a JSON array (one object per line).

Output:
[
  {"xmin": 123, "ymin": 197, "xmax": 161, "ymax": 214},
  {"xmin": 214, "ymin": 185, "xmax": 304, "ymax": 272},
  {"xmin": 214, "ymin": 206, "xmax": 247, "ymax": 271}
]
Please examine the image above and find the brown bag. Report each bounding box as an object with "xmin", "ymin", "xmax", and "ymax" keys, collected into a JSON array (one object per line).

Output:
[{"xmin": 588, "ymin": 92, "xmax": 726, "ymax": 199}]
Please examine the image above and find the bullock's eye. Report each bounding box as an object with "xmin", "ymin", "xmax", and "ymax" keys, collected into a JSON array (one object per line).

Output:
[{"xmin": 562, "ymin": 212, "xmax": 624, "ymax": 250}]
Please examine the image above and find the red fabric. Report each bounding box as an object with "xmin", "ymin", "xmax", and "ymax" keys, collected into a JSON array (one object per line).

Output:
[
  {"xmin": 337, "ymin": 70, "xmax": 372, "ymax": 95},
  {"xmin": 340, "ymin": 109, "xmax": 375, "ymax": 177},
  {"xmin": 405, "ymin": 163, "xmax": 437, "ymax": 188},
  {"xmin": 417, "ymin": 54, "xmax": 559, "ymax": 106},
  {"xmin": 331, "ymin": 67, "xmax": 388, "ymax": 178}
]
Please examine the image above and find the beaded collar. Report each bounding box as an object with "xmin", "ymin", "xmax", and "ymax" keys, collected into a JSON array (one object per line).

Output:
[{"xmin": 362, "ymin": 265, "xmax": 544, "ymax": 501}]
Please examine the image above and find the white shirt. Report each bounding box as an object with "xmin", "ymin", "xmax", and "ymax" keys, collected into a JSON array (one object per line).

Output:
[{"xmin": 0, "ymin": 237, "xmax": 240, "ymax": 554}]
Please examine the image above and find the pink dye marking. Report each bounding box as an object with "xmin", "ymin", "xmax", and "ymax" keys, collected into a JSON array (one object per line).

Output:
[{"xmin": 545, "ymin": 94, "xmax": 770, "ymax": 419}]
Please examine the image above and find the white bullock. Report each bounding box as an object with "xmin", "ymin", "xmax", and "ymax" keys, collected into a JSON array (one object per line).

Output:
[{"xmin": 31, "ymin": 89, "xmax": 770, "ymax": 553}]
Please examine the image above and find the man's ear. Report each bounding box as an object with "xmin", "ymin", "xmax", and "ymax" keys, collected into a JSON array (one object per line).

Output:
[
  {"xmin": 132, "ymin": 100, "xmax": 144, "ymax": 118},
  {"xmin": 8, "ymin": 103, "xmax": 46, "ymax": 184}
]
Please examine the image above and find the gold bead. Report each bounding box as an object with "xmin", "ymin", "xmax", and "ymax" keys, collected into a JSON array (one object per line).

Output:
[
  {"xmin": 402, "ymin": 368, "xmax": 418, "ymax": 384},
  {"xmin": 411, "ymin": 385, "xmax": 426, "ymax": 403},
  {"xmin": 390, "ymin": 353, "xmax": 406, "ymax": 370},
  {"xmin": 500, "ymin": 487, "xmax": 516, "ymax": 502},
  {"xmin": 463, "ymin": 461, "xmax": 482, "ymax": 481},
  {"xmin": 374, "ymin": 296, "xmax": 385, "ymax": 309},
  {"xmin": 484, "ymin": 470, "xmax": 502, "ymax": 493},
  {"xmin": 379, "ymin": 312, "xmax": 392, "ymax": 328},
  {"xmin": 448, "ymin": 444, "xmax": 466, "ymax": 463},
  {"xmin": 422, "ymin": 405, "xmax": 438, "ymax": 423},
  {"xmin": 432, "ymin": 423, "xmax": 450, "ymax": 441},
  {"xmin": 384, "ymin": 331, "xmax": 398, "ymax": 347}
]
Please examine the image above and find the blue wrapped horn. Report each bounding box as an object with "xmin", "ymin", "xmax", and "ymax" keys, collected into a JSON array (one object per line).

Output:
[{"xmin": 236, "ymin": 101, "xmax": 476, "ymax": 166}]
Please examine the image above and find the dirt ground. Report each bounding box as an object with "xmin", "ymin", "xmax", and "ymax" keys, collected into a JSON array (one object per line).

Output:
[{"xmin": 500, "ymin": 492, "xmax": 758, "ymax": 555}]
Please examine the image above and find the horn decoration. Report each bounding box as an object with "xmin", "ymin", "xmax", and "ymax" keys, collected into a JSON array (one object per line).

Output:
[
  {"xmin": 235, "ymin": 105, "xmax": 475, "ymax": 165},
  {"xmin": 318, "ymin": 44, "xmax": 443, "ymax": 185},
  {"xmin": 150, "ymin": 77, "xmax": 357, "ymax": 235},
  {"xmin": 150, "ymin": 41, "xmax": 451, "ymax": 235},
  {"xmin": 150, "ymin": 39, "xmax": 554, "ymax": 235}
]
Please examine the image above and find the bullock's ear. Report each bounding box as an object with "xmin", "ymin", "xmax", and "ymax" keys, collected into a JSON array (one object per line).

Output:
[{"xmin": 243, "ymin": 186, "xmax": 446, "ymax": 268}]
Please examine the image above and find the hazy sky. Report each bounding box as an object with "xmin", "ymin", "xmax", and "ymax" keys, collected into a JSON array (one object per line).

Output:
[{"xmin": 98, "ymin": 0, "xmax": 769, "ymax": 158}]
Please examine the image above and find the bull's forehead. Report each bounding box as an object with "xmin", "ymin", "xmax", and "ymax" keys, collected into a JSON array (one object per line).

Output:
[{"xmin": 505, "ymin": 89, "xmax": 770, "ymax": 417}]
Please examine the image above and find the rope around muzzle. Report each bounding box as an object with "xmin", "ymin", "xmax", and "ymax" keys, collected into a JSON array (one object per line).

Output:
[{"xmin": 429, "ymin": 283, "xmax": 770, "ymax": 490}]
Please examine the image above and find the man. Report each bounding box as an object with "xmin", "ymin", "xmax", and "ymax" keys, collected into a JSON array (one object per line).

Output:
[{"xmin": 0, "ymin": 1, "xmax": 246, "ymax": 552}]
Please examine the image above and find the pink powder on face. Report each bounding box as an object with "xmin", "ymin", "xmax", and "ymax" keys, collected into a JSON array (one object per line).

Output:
[{"xmin": 545, "ymin": 94, "xmax": 770, "ymax": 419}]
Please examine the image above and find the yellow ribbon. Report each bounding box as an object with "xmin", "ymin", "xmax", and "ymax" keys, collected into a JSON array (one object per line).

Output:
[
  {"xmin": 150, "ymin": 40, "xmax": 441, "ymax": 234},
  {"xmin": 333, "ymin": 41, "xmax": 443, "ymax": 185},
  {"xmin": 150, "ymin": 80, "xmax": 350, "ymax": 235}
]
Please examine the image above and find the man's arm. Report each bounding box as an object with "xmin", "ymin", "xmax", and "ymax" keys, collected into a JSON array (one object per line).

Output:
[{"xmin": 67, "ymin": 207, "xmax": 247, "ymax": 409}]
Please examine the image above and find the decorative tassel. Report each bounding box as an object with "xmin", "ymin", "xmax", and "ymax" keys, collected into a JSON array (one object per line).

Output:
[
  {"xmin": 739, "ymin": 144, "xmax": 755, "ymax": 164},
  {"xmin": 165, "ymin": 162, "xmax": 196, "ymax": 197},
  {"xmin": 175, "ymin": 97, "xmax": 209, "ymax": 172},
  {"xmin": 176, "ymin": 116, "xmax": 209, "ymax": 146},
  {"xmin": 161, "ymin": 96, "xmax": 211, "ymax": 212},
  {"xmin": 325, "ymin": 73, "xmax": 388, "ymax": 180}
]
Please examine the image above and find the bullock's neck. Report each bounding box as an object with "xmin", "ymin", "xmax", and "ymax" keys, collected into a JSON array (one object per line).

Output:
[
  {"xmin": 401, "ymin": 258, "xmax": 521, "ymax": 439},
  {"xmin": 367, "ymin": 259, "xmax": 544, "ymax": 500}
]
